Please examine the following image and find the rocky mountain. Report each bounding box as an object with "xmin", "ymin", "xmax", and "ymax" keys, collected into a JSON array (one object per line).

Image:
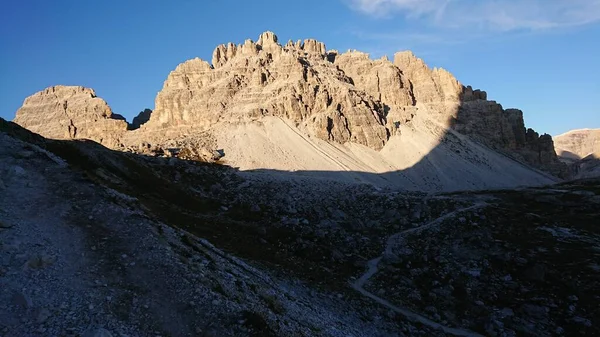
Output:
[
  {"xmin": 13, "ymin": 86, "xmax": 128, "ymax": 147},
  {"xmin": 12, "ymin": 31, "xmax": 566, "ymax": 190},
  {"xmin": 1, "ymin": 117, "xmax": 599, "ymax": 336},
  {"xmin": 554, "ymin": 129, "xmax": 600, "ymax": 179},
  {"xmin": 555, "ymin": 129, "xmax": 600, "ymax": 160}
]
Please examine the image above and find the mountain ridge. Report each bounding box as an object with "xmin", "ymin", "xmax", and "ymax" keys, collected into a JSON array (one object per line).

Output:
[{"xmin": 12, "ymin": 31, "xmax": 567, "ymax": 190}]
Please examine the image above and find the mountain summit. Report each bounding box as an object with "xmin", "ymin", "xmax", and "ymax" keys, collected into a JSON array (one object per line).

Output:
[{"xmin": 13, "ymin": 31, "xmax": 566, "ymax": 191}]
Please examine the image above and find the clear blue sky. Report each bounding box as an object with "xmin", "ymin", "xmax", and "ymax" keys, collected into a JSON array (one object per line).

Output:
[{"xmin": 1, "ymin": 0, "xmax": 598, "ymax": 136}]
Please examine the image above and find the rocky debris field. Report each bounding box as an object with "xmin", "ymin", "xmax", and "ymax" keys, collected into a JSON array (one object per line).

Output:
[{"xmin": 1, "ymin": 118, "xmax": 599, "ymax": 336}]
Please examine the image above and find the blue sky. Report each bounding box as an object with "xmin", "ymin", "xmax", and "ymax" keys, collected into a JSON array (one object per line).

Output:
[{"xmin": 0, "ymin": 0, "xmax": 598, "ymax": 136}]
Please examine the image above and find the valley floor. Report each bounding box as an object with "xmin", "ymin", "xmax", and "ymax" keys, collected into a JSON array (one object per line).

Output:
[{"xmin": 1, "ymin": 121, "xmax": 598, "ymax": 336}]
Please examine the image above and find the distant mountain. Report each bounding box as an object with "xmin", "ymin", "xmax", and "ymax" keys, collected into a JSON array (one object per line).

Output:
[
  {"xmin": 555, "ymin": 128, "xmax": 600, "ymax": 160},
  {"xmin": 555, "ymin": 128, "xmax": 600, "ymax": 178}
]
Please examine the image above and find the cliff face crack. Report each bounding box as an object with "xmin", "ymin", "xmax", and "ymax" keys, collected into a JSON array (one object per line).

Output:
[
  {"xmin": 61, "ymin": 100, "xmax": 76, "ymax": 138},
  {"xmin": 376, "ymin": 70, "xmax": 382, "ymax": 101}
]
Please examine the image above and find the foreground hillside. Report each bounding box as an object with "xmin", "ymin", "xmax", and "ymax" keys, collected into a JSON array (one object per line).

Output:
[
  {"xmin": 1, "ymin": 119, "xmax": 598, "ymax": 336},
  {"xmin": 13, "ymin": 32, "xmax": 566, "ymax": 191}
]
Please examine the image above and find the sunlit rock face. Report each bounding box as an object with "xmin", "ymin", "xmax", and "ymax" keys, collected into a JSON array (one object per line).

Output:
[
  {"xmin": 148, "ymin": 31, "xmax": 389, "ymax": 150},
  {"xmin": 555, "ymin": 129, "xmax": 600, "ymax": 159},
  {"xmin": 13, "ymin": 85, "xmax": 128, "ymax": 147},
  {"xmin": 12, "ymin": 31, "xmax": 566, "ymax": 177}
]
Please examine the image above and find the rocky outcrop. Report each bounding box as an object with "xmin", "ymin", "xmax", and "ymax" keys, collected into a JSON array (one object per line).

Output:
[
  {"xmin": 334, "ymin": 49, "xmax": 565, "ymax": 176},
  {"xmin": 554, "ymin": 129, "xmax": 600, "ymax": 160},
  {"xmin": 554, "ymin": 129, "xmax": 600, "ymax": 178},
  {"xmin": 393, "ymin": 51, "xmax": 464, "ymax": 105},
  {"xmin": 149, "ymin": 31, "xmax": 389, "ymax": 150},
  {"xmin": 11, "ymin": 32, "xmax": 566, "ymax": 178},
  {"xmin": 454, "ymin": 103, "xmax": 566, "ymax": 177},
  {"xmin": 332, "ymin": 51, "xmax": 416, "ymax": 129},
  {"xmin": 13, "ymin": 86, "xmax": 127, "ymax": 147}
]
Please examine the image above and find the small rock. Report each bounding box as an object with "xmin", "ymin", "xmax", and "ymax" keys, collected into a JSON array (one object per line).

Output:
[
  {"xmin": 210, "ymin": 183, "xmax": 223, "ymax": 194},
  {"xmin": 24, "ymin": 254, "xmax": 55, "ymax": 270},
  {"xmin": 425, "ymin": 306, "xmax": 437, "ymax": 314},
  {"xmin": 500, "ymin": 308, "xmax": 514, "ymax": 317},
  {"xmin": 572, "ymin": 316, "xmax": 592, "ymax": 327},
  {"xmin": 12, "ymin": 166, "xmax": 26, "ymax": 176},
  {"xmin": 250, "ymin": 204, "xmax": 261, "ymax": 213},
  {"xmin": 82, "ymin": 328, "xmax": 114, "ymax": 337},
  {"xmin": 36, "ymin": 308, "xmax": 51, "ymax": 323},
  {"xmin": 329, "ymin": 208, "xmax": 347, "ymax": 220}
]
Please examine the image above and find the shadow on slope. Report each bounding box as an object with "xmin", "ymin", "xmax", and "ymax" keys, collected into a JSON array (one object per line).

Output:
[
  {"xmin": 2, "ymin": 117, "xmax": 598, "ymax": 336},
  {"xmin": 211, "ymin": 84, "xmax": 560, "ymax": 192}
]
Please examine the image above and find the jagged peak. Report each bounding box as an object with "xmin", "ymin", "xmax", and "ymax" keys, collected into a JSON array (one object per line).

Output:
[
  {"xmin": 300, "ymin": 38, "xmax": 326, "ymax": 55},
  {"xmin": 393, "ymin": 50, "xmax": 429, "ymax": 70},
  {"xmin": 339, "ymin": 50, "xmax": 371, "ymax": 59},
  {"xmin": 22, "ymin": 86, "xmax": 99, "ymax": 107},
  {"xmin": 257, "ymin": 31, "xmax": 279, "ymax": 46}
]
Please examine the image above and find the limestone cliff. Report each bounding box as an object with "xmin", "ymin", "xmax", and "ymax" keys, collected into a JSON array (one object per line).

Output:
[
  {"xmin": 13, "ymin": 86, "xmax": 127, "ymax": 147},
  {"xmin": 147, "ymin": 31, "xmax": 389, "ymax": 150},
  {"xmin": 334, "ymin": 49, "xmax": 565, "ymax": 176},
  {"xmin": 554, "ymin": 129, "xmax": 600, "ymax": 160},
  {"xmin": 12, "ymin": 31, "xmax": 566, "ymax": 178}
]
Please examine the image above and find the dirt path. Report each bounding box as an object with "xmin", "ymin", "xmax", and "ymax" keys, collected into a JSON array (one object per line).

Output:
[{"xmin": 351, "ymin": 203, "xmax": 488, "ymax": 337}]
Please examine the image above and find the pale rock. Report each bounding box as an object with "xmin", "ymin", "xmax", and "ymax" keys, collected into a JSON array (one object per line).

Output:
[
  {"xmin": 334, "ymin": 51, "xmax": 416, "ymax": 126},
  {"xmin": 301, "ymin": 39, "xmax": 326, "ymax": 56},
  {"xmin": 554, "ymin": 129, "xmax": 600, "ymax": 160},
  {"xmin": 392, "ymin": 51, "xmax": 565, "ymax": 176},
  {"xmin": 146, "ymin": 31, "xmax": 389, "ymax": 150},
  {"xmin": 13, "ymin": 86, "xmax": 127, "ymax": 147},
  {"xmin": 11, "ymin": 31, "xmax": 566, "ymax": 178}
]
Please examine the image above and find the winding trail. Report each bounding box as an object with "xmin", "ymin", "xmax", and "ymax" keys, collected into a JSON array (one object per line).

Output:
[{"xmin": 352, "ymin": 202, "xmax": 488, "ymax": 337}]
